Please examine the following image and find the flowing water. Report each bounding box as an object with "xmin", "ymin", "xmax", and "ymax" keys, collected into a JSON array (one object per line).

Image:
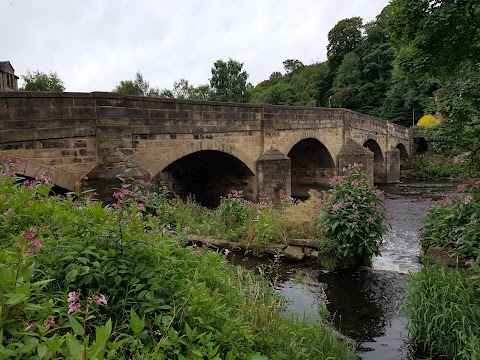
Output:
[{"xmin": 230, "ymin": 181, "xmax": 458, "ymax": 360}]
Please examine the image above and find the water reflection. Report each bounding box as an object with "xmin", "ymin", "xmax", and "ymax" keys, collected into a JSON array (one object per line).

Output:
[{"xmin": 228, "ymin": 181, "xmax": 456, "ymax": 360}]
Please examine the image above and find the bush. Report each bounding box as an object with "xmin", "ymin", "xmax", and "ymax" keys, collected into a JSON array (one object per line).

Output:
[
  {"xmin": 317, "ymin": 164, "xmax": 389, "ymax": 268},
  {"xmin": 403, "ymin": 265, "xmax": 480, "ymax": 359},
  {"xmin": 416, "ymin": 114, "xmax": 440, "ymax": 127},
  {"xmin": 420, "ymin": 179, "xmax": 480, "ymax": 260},
  {"xmin": 410, "ymin": 158, "xmax": 471, "ymax": 179},
  {"xmin": 0, "ymin": 164, "xmax": 356, "ymax": 359},
  {"xmin": 283, "ymin": 190, "xmax": 325, "ymax": 240}
]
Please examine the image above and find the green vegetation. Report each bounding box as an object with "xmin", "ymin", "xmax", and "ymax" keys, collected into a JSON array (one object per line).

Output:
[
  {"xmin": 405, "ymin": 179, "xmax": 480, "ymax": 358},
  {"xmin": 0, "ymin": 163, "xmax": 355, "ymax": 359},
  {"xmin": 403, "ymin": 265, "xmax": 480, "ymax": 360},
  {"xmin": 416, "ymin": 114, "xmax": 439, "ymax": 127},
  {"xmin": 21, "ymin": 70, "xmax": 65, "ymax": 92},
  {"xmin": 410, "ymin": 158, "xmax": 472, "ymax": 179},
  {"xmin": 317, "ymin": 164, "xmax": 389, "ymax": 269},
  {"xmin": 419, "ymin": 179, "xmax": 480, "ymax": 260},
  {"xmin": 113, "ymin": 71, "xmax": 161, "ymax": 96}
]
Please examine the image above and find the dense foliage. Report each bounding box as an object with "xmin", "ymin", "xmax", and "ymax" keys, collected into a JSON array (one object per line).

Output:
[
  {"xmin": 0, "ymin": 164, "xmax": 356, "ymax": 359},
  {"xmin": 410, "ymin": 158, "xmax": 471, "ymax": 179},
  {"xmin": 317, "ymin": 165, "xmax": 389, "ymax": 268},
  {"xmin": 419, "ymin": 179, "xmax": 480, "ymax": 261},
  {"xmin": 113, "ymin": 72, "xmax": 161, "ymax": 96},
  {"xmin": 21, "ymin": 70, "xmax": 65, "ymax": 92},
  {"xmin": 405, "ymin": 179, "xmax": 480, "ymax": 358}
]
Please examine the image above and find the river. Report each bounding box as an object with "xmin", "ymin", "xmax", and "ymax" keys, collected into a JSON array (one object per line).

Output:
[{"xmin": 229, "ymin": 181, "xmax": 458, "ymax": 360}]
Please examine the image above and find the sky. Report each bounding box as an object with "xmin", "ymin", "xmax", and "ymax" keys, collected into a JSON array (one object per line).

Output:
[{"xmin": 2, "ymin": 0, "xmax": 390, "ymax": 92}]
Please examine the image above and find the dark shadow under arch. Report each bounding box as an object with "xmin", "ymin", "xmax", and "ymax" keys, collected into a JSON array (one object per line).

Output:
[
  {"xmin": 154, "ymin": 150, "xmax": 255, "ymax": 207},
  {"xmin": 363, "ymin": 139, "xmax": 385, "ymax": 183},
  {"xmin": 396, "ymin": 143, "xmax": 410, "ymax": 171},
  {"xmin": 288, "ymin": 138, "xmax": 336, "ymax": 198}
]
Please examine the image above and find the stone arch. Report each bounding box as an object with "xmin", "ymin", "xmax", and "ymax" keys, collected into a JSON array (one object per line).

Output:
[
  {"xmin": 282, "ymin": 131, "xmax": 337, "ymax": 166},
  {"xmin": 147, "ymin": 140, "xmax": 255, "ymax": 179},
  {"xmin": 395, "ymin": 143, "xmax": 409, "ymax": 159},
  {"xmin": 395, "ymin": 142, "xmax": 410, "ymax": 171},
  {"xmin": 149, "ymin": 140, "xmax": 256, "ymax": 207},
  {"xmin": 287, "ymin": 137, "xmax": 336, "ymax": 198},
  {"xmin": 363, "ymin": 139, "xmax": 386, "ymax": 183},
  {"xmin": 0, "ymin": 153, "xmax": 78, "ymax": 191}
]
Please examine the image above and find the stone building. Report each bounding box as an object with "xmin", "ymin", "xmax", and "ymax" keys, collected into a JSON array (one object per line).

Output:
[{"xmin": 0, "ymin": 61, "xmax": 19, "ymax": 91}]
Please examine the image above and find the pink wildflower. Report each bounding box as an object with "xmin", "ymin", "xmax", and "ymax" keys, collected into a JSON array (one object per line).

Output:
[
  {"xmin": 465, "ymin": 195, "xmax": 473, "ymax": 204},
  {"xmin": 24, "ymin": 322, "xmax": 36, "ymax": 331},
  {"xmin": 68, "ymin": 291, "xmax": 80, "ymax": 303},
  {"xmin": 25, "ymin": 227, "xmax": 36, "ymax": 240},
  {"xmin": 31, "ymin": 239, "xmax": 42, "ymax": 248},
  {"xmin": 27, "ymin": 247, "xmax": 34, "ymax": 255},
  {"xmin": 89, "ymin": 294, "xmax": 107, "ymax": 305},
  {"xmin": 168, "ymin": 231, "xmax": 173, "ymax": 238},
  {"xmin": 68, "ymin": 303, "xmax": 80, "ymax": 314},
  {"xmin": 465, "ymin": 258, "xmax": 475, "ymax": 266},
  {"xmin": 196, "ymin": 251, "xmax": 203, "ymax": 257},
  {"xmin": 332, "ymin": 203, "xmax": 344, "ymax": 211},
  {"xmin": 43, "ymin": 316, "xmax": 55, "ymax": 327}
]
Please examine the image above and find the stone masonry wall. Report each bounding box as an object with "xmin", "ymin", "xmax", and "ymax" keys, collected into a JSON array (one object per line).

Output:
[{"xmin": 0, "ymin": 92, "xmax": 412, "ymax": 198}]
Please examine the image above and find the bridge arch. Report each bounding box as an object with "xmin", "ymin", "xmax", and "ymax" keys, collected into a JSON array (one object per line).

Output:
[
  {"xmin": 147, "ymin": 140, "xmax": 255, "ymax": 178},
  {"xmin": 395, "ymin": 143, "xmax": 409, "ymax": 159},
  {"xmin": 286, "ymin": 136, "xmax": 336, "ymax": 198},
  {"xmin": 282, "ymin": 131, "xmax": 337, "ymax": 164},
  {"xmin": 148, "ymin": 140, "xmax": 256, "ymax": 207},
  {"xmin": 363, "ymin": 139, "xmax": 385, "ymax": 183},
  {"xmin": 395, "ymin": 142, "xmax": 410, "ymax": 171}
]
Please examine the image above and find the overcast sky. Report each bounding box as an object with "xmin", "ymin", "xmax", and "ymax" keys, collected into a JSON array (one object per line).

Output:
[{"xmin": 3, "ymin": 0, "xmax": 390, "ymax": 92}]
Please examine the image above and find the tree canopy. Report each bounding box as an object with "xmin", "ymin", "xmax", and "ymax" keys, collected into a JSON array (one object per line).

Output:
[
  {"xmin": 113, "ymin": 72, "xmax": 160, "ymax": 96},
  {"xmin": 209, "ymin": 59, "xmax": 250, "ymax": 103},
  {"xmin": 21, "ymin": 71, "xmax": 65, "ymax": 91}
]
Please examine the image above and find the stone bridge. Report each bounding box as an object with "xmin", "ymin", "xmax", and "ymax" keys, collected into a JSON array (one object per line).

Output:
[{"xmin": 0, "ymin": 92, "xmax": 411, "ymax": 205}]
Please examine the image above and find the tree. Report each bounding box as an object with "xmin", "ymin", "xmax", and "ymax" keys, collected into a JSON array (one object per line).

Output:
[
  {"xmin": 113, "ymin": 72, "xmax": 160, "ymax": 96},
  {"xmin": 428, "ymin": 73, "xmax": 480, "ymax": 173},
  {"xmin": 209, "ymin": 59, "xmax": 250, "ymax": 103},
  {"xmin": 283, "ymin": 59, "xmax": 304, "ymax": 74},
  {"xmin": 159, "ymin": 79, "xmax": 211, "ymax": 100},
  {"xmin": 327, "ymin": 17, "xmax": 364, "ymax": 71},
  {"xmin": 331, "ymin": 52, "xmax": 362, "ymax": 108},
  {"xmin": 21, "ymin": 71, "xmax": 65, "ymax": 91},
  {"xmin": 387, "ymin": 0, "xmax": 480, "ymax": 80},
  {"xmin": 387, "ymin": 0, "xmax": 480, "ymax": 172}
]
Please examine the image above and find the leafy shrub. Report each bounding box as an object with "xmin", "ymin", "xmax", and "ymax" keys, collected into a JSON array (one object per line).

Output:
[
  {"xmin": 403, "ymin": 265, "xmax": 480, "ymax": 359},
  {"xmin": 247, "ymin": 192, "xmax": 283, "ymax": 245},
  {"xmin": 416, "ymin": 114, "xmax": 440, "ymax": 127},
  {"xmin": 317, "ymin": 164, "xmax": 389, "ymax": 267},
  {"xmin": 213, "ymin": 190, "xmax": 252, "ymax": 241},
  {"xmin": 0, "ymin": 164, "xmax": 356, "ymax": 359},
  {"xmin": 411, "ymin": 158, "xmax": 471, "ymax": 179},
  {"xmin": 420, "ymin": 179, "xmax": 480, "ymax": 260}
]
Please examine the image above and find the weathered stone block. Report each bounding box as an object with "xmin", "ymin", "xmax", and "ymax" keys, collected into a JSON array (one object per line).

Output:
[{"xmin": 283, "ymin": 246, "xmax": 305, "ymax": 260}]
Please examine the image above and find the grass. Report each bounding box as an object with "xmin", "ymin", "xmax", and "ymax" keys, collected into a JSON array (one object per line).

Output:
[{"xmin": 403, "ymin": 264, "xmax": 480, "ymax": 359}]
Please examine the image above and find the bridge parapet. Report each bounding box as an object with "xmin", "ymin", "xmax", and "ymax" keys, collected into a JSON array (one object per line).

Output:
[{"xmin": 0, "ymin": 91, "xmax": 412, "ymax": 203}]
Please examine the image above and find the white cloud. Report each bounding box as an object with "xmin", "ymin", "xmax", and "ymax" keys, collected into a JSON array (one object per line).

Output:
[{"xmin": 2, "ymin": 0, "xmax": 390, "ymax": 92}]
